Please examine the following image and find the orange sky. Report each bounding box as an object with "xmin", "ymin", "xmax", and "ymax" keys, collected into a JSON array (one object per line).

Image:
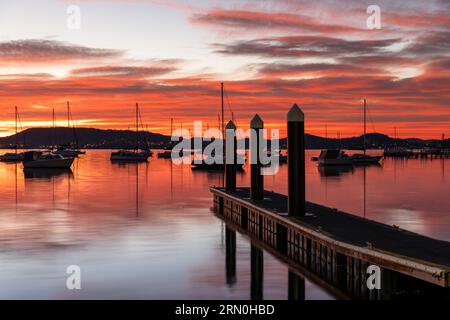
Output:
[{"xmin": 0, "ymin": 0, "xmax": 449, "ymax": 139}]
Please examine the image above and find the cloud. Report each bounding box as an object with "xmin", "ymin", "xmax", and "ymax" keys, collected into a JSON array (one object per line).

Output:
[
  {"xmin": 214, "ymin": 35, "xmax": 401, "ymax": 59},
  {"xmin": 0, "ymin": 39, "xmax": 123, "ymax": 65},
  {"xmin": 70, "ymin": 65, "xmax": 176, "ymax": 78},
  {"xmin": 191, "ymin": 9, "xmax": 361, "ymax": 34},
  {"xmin": 256, "ymin": 62, "xmax": 381, "ymax": 78}
]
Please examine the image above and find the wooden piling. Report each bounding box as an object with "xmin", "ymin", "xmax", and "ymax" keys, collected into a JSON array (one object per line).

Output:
[
  {"xmin": 251, "ymin": 244, "xmax": 264, "ymax": 300},
  {"xmin": 288, "ymin": 270, "xmax": 306, "ymax": 300},
  {"xmin": 225, "ymin": 120, "xmax": 237, "ymax": 192},
  {"xmin": 225, "ymin": 227, "xmax": 237, "ymax": 285},
  {"xmin": 287, "ymin": 104, "xmax": 306, "ymax": 217},
  {"xmin": 250, "ymin": 114, "xmax": 264, "ymax": 200}
]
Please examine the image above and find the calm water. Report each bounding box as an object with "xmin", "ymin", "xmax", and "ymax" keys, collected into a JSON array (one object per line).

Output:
[{"xmin": 0, "ymin": 150, "xmax": 448, "ymax": 299}]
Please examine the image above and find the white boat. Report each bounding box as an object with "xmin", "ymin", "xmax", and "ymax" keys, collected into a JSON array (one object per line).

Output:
[
  {"xmin": 23, "ymin": 151, "xmax": 74, "ymax": 169},
  {"xmin": 318, "ymin": 150, "xmax": 353, "ymax": 166},
  {"xmin": 0, "ymin": 106, "xmax": 25, "ymax": 162}
]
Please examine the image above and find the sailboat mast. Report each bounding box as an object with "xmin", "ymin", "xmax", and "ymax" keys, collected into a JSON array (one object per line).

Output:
[
  {"xmin": 15, "ymin": 106, "xmax": 18, "ymax": 153},
  {"xmin": 52, "ymin": 108, "xmax": 56, "ymax": 148},
  {"xmin": 67, "ymin": 101, "xmax": 70, "ymax": 128},
  {"xmin": 221, "ymin": 82, "xmax": 225, "ymax": 143},
  {"xmin": 364, "ymin": 99, "xmax": 367, "ymax": 155},
  {"xmin": 136, "ymin": 103, "xmax": 139, "ymax": 151}
]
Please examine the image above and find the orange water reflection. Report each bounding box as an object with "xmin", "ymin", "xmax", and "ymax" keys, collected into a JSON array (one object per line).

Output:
[{"xmin": 0, "ymin": 150, "xmax": 448, "ymax": 299}]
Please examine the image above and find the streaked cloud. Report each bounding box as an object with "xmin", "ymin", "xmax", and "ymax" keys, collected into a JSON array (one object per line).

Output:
[{"xmin": 0, "ymin": 39, "xmax": 123, "ymax": 65}]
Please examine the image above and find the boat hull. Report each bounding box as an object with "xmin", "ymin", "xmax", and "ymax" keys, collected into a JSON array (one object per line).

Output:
[
  {"xmin": 0, "ymin": 153, "xmax": 24, "ymax": 162},
  {"xmin": 191, "ymin": 162, "xmax": 244, "ymax": 171},
  {"xmin": 318, "ymin": 159, "xmax": 353, "ymax": 166},
  {"xmin": 351, "ymin": 155, "xmax": 382, "ymax": 164},
  {"xmin": 23, "ymin": 158, "xmax": 74, "ymax": 169},
  {"xmin": 110, "ymin": 153, "xmax": 149, "ymax": 162}
]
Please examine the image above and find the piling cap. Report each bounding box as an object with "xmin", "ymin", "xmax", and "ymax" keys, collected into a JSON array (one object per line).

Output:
[
  {"xmin": 225, "ymin": 120, "xmax": 237, "ymax": 130},
  {"xmin": 250, "ymin": 114, "xmax": 264, "ymax": 129},
  {"xmin": 287, "ymin": 104, "xmax": 304, "ymax": 122}
]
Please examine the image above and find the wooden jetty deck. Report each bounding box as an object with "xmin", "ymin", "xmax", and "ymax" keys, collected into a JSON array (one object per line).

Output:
[
  {"xmin": 212, "ymin": 187, "xmax": 450, "ymax": 298},
  {"xmin": 211, "ymin": 106, "xmax": 450, "ymax": 299}
]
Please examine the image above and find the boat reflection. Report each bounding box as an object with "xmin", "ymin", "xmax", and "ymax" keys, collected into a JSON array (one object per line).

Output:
[{"xmin": 318, "ymin": 165, "xmax": 354, "ymax": 177}]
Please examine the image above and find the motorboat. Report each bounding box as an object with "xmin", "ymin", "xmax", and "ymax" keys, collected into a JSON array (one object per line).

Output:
[
  {"xmin": 318, "ymin": 150, "xmax": 353, "ymax": 166},
  {"xmin": 23, "ymin": 151, "xmax": 74, "ymax": 169}
]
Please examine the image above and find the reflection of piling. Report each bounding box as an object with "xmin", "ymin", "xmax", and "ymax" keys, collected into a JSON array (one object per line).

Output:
[
  {"xmin": 287, "ymin": 104, "xmax": 305, "ymax": 217},
  {"xmin": 288, "ymin": 270, "xmax": 305, "ymax": 300},
  {"xmin": 225, "ymin": 227, "xmax": 237, "ymax": 286},
  {"xmin": 251, "ymin": 244, "xmax": 264, "ymax": 300},
  {"xmin": 225, "ymin": 121, "xmax": 237, "ymax": 192},
  {"xmin": 250, "ymin": 115, "xmax": 264, "ymax": 200}
]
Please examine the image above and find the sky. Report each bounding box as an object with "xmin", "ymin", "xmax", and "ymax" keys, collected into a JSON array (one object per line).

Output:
[{"xmin": 0, "ymin": 0, "xmax": 449, "ymax": 138}]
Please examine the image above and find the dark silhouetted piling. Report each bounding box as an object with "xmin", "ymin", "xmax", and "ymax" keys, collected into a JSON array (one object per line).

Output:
[
  {"xmin": 225, "ymin": 120, "xmax": 237, "ymax": 192},
  {"xmin": 288, "ymin": 271, "xmax": 305, "ymax": 300},
  {"xmin": 251, "ymin": 244, "xmax": 264, "ymax": 300},
  {"xmin": 287, "ymin": 104, "xmax": 305, "ymax": 217},
  {"xmin": 225, "ymin": 227, "xmax": 237, "ymax": 286},
  {"xmin": 250, "ymin": 114, "xmax": 264, "ymax": 200}
]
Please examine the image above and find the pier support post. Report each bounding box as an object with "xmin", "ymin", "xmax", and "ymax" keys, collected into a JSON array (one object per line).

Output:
[
  {"xmin": 225, "ymin": 227, "xmax": 237, "ymax": 286},
  {"xmin": 225, "ymin": 121, "xmax": 237, "ymax": 192},
  {"xmin": 288, "ymin": 270, "xmax": 305, "ymax": 300},
  {"xmin": 287, "ymin": 104, "xmax": 306, "ymax": 217},
  {"xmin": 250, "ymin": 115, "xmax": 264, "ymax": 200},
  {"xmin": 251, "ymin": 244, "xmax": 264, "ymax": 300}
]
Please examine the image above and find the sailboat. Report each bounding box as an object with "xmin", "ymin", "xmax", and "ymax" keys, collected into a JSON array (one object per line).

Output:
[
  {"xmin": 191, "ymin": 83, "xmax": 244, "ymax": 171},
  {"xmin": 54, "ymin": 101, "xmax": 85, "ymax": 157},
  {"xmin": 110, "ymin": 103, "xmax": 151, "ymax": 162},
  {"xmin": 0, "ymin": 106, "xmax": 25, "ymax": 162},
  {"xmin": 350, "ymin": 99, "xmax": 382, "ymax": 164},
  {"xmin": 158, "ymin": 118, "xmax": 174, "ymax": 159}
]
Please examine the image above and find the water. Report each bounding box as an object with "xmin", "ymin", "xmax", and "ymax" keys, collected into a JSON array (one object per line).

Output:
[{"xmin": 0, "ymin": 150, "xmax": 448, "ymax": 299}]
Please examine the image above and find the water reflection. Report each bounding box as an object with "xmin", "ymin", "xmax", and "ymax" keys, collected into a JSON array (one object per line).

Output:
[
  {"xmin": 0, "ymin": 150, "xmax": 448, "ymax": 299},
  {"xmin": 23, "ymin": 168, "xmax": 73, "ymax": 179},
  {"xmin": 318, "ymin": 165, "xmax": 354, "ymax": 178}
]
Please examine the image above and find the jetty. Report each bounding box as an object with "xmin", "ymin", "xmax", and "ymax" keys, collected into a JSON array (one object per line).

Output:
[{"xmin": 211, "ymin": 105, "xmax": 450, "ymax": 300}]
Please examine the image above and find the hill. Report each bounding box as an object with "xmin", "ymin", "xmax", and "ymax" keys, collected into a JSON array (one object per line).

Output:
[{"xmin": 0, "ymin": 127, "xmax": 448, "ymax": 150}]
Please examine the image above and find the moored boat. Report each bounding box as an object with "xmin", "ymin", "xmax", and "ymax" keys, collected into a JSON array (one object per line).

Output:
[
  {"xmin": 0, "ymin": 106, "xmax": 25, "ymax": 162},
  {"xmin": 23, "ymin": 151, "xmax": 74, "ymax": 169},
  {"xmin": 0, "ymin": 152, "xmax": 24, "ymax": 162},
  {"xmin": 318, "ymin": 149, "xmax": 353, "ymax": 166},
  {"xmin": 350, "ymin": 153, "xmax": 383, "ymax": 164},
  {"xmin": 110, "ymin": 150, "xmax": 150, "ymax": 162},
  {"xmin": 349, "ymin": 99, "xmax": 382, "ymax": 165},
  {"xmin": 110, "ymin": 103, "xmax": 151, "ymax": 163}
]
